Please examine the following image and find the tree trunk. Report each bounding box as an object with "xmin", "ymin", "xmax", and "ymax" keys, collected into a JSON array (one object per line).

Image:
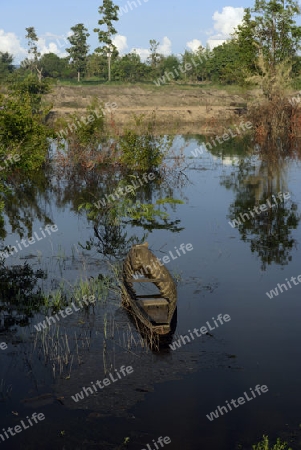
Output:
[
  {"xmin": 108, "ymin": 55, "xmax": 111, "ymax": 82},
  {"xmin": 36, "ymin": 67, "xmax": 43, "ymax": 83}
]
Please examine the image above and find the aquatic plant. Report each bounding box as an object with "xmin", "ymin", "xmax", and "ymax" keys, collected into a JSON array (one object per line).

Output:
[
  {"xmin": 252, "ymin": 435, "xmax": 292, "ymax": 450},
  {"xmin": 73, "ymin": 275, "xmax": 110, "ymax": 302},
  {"xmin": 41, "ymin": 275, "xmax": 110, "ymax": 313},
  {"xmin": 33, "ymin": 325, "xmax": 76, "ymax": 378}
]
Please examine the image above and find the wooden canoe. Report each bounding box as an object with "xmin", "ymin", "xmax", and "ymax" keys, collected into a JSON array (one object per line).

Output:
[{"xmin": 121, "ymin": 242, "xmax": 177, "ymax": 335}]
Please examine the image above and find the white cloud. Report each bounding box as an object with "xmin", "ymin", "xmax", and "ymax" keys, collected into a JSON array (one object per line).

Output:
[
  {"xmin": 42, "ymin": 32, "xmax": 70, "ymax": 51},
  {"xmin": 130, "ymin": 36, "xmax": 171, "ymax": 61},
  {"xmin": 186, "ymin": 39, "xmax": 203, "ymax": 53},
  {"xmin": 38, "ymin": 32, "xmax": 71, "ymax": 57},
  {"xmin": 38, "ymin": 38, "xmax": 57, "ymax": 55},
  {"xmin": 19, "ymin": 37, "xmax": 67, "ymax": 59},
  {"xmin": 212, "ymin": 6, "xmax": 244, "ymax": 38},
  {"xmin": 0, "ymin": 30, "xmax": 26, "ymax": 62},
  {"xmin": 158, "ymin": 36, "xmax": 171, "ymax": 56},
  {"xmin": 112, "ymin": 35, "xmax": 128, "ymax": 54},
  {"xmin": 207, "ymin": 39, "xmax": 227, "ymax": 50},
  {"xmin": 131, "ymin": 47, "xmax": 150, "ymax": 61},
  {"xmin": 206, "ymin": 6, "xmax": 244, "ymax": 50},
  {"xmin": 0, "ymin": 29, "xmax": 70, "ymax": 63}
]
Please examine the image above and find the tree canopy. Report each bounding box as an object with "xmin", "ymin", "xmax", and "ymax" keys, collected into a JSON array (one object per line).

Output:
[{"xmin": 66, "ymin": 24, "xmax": 90, "ymax": 82}]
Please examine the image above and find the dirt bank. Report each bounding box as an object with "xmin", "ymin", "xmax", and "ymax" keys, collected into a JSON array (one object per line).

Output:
[{"xmin": 46, "ymin": 84, "xmax": 255, "ymax": 134}]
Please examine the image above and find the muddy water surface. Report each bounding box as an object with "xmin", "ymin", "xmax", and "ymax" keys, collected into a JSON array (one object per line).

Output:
[{"xmin": 0, "ymin": 137, "xmax": 301, "ymax": 449}]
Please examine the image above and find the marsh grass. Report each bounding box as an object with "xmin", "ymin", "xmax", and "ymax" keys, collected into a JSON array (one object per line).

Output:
[
  {"xmin": 247, "ymin": 55, "xmax": 301, "ymax": 157},
  {"xmin": 73, "ymin": 275, "xmax": 110, "ymax": 303},
  {"xmin": 41, "ymin": 275, "xmax": 111, "ymax": 313},
  {"xmin": 31, "ymin": 260, "xmax": 159, "ymax": 379},
  {"xmin": 32, "ymin": 324, "xmax": 92, "ymax": 378}
]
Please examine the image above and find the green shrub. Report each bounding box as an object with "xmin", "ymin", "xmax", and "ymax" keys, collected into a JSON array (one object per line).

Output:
[
  {"xmin": 55, "ymin": 97, "xmax": 105, "ymax": 147},
  {"xmin": 118, "ymin": 113, "xmax": 172, "ymax": 171},
  {"xmin": 0, "ymin": 76, "xmax": 53, "ymax": 172}
]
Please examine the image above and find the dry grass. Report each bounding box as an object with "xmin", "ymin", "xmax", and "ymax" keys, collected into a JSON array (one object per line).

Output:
[{"xmin": 247, "ymin": 54, "xmax": 301, "ymax": 158}]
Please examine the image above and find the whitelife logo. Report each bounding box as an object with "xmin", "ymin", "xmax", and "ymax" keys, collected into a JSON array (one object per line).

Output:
[
  {"xmin": 34, "ymin": 295, "xmax": 96, "ymax": 332},
  {"xmin": 169, "ymin": 314, "xmax": 231, "ymax": 351},
  {"xmin": 0, "ymin": 224, "xmax": 58, "ymax": 259},
  {"xmin": 71, "ymin": 365, "xmax": 134, "ymax": 402},
  {"xmin": 94, "ymin": 173, "xmax": 156, "ymax": 209},
  {"xmin": 56, "ymin": 102, "xmax": 117, "ymax": 140},
  {"xmin": 228, "ymin": 192, "xmax": 291, "ymax": 228},
  {"xmin": 206, "ymin": 384, "xmax": 269, "ymax": 421},
  {"xmin": 141, "ymin": 436, "xmax": 171, "ymax": 450},
  {"xmin": 266, "ymin": 273, "xmax": 301, "ymax": 299},
  {"xmin": 119, "ymin": 0, "xmax": 149, "ymax": 17},
  {"xmin": 0, "ymin": 412, "xmax": 45, "ymax": 443},
  {"xmin": 0, "ymin": 342, "xmax": 7, "ymax": 351},
  {"xmin": 133, "ymin": 243, "xmax": 193, "ymax": 280},
  {"xmin": 0, "ymin": 153, "xmax": 20, "ymax": 171}
]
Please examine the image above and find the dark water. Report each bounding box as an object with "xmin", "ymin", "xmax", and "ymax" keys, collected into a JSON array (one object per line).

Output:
[{"xmin": 1, "ymin": 136, "xmax": 301, "ymax": 449}]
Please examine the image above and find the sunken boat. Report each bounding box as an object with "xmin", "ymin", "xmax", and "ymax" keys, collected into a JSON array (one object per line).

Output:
[{"xmin": 121, "ymin": 242, "xmax": 177, "ymax": 335}]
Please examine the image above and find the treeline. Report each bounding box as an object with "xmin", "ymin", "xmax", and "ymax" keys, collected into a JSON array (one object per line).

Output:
[
  {"xmin": 2, "ymin": 42, "xmax": 300, "ymax": 86},
  {"xmin": 0, "ymin": 46, "xmax": 213, "ymax": 84},
  {"xmin": 2, "ymin": 0, "xmax": 301, "ymax": 86}
]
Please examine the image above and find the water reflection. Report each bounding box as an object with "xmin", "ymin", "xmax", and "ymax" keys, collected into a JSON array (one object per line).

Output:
[
  {"xmin": 124, "ymin": 306, "xmax": 178, "ymax": 352},
  {"xmin": 0, "ymin": 160, "xmax": 185, "ymax": 365},
  {"xmin": 222, "ymin": 156, "xmax": 300, "ymax": 270},
  {"xmin": 2, "ymin": 171, "xmax": 55, "ymax": 240},
  {"xmin": 1, "ymin": 163, "xmax": 185, "ymax": 260},
  {"xmin": 79, "ymin": 168, "xmax": 186, "ymax": 258},
  {"xmin": 0, "ymin": 262, "xmax": 46, "ymax": 331}
]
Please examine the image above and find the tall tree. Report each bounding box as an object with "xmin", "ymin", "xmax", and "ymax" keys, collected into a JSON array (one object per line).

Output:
[
  {"xmin": 236, "ymin": 0, "xmax": 301, "ymax": 74},
  {"xmin": 147, "ymin": 40, "xmax": 162, "ymax": 68},
  {"xmin": 94, "ymin": 0, "xmax": 119, "ymax": 81},
  {"xmin": 25, "ymin": 27, "xmax": 43, "ymax": 82},
  {"xmin": 233, "ymin": 8, "xmax": 257, "ymax": 76},
  {"xmin": 66, "ymin": 24, "xmax": 90, "ymax": 82}
]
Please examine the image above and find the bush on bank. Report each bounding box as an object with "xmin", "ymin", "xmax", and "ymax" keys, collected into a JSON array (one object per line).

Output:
[{"xmin": 0, "ymin": 74, "xmax": 53, "ymax": 173}]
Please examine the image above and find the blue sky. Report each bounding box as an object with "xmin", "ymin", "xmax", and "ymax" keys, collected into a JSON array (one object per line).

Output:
[{"xmin": 1, "ymin": 0, "xmax": 253, "ymax": 62}]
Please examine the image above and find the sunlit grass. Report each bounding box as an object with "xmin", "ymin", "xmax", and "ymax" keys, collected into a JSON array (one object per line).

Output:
[{"xmin": 41, "ymin": 275, "xmax": 111, "ymax": 312}]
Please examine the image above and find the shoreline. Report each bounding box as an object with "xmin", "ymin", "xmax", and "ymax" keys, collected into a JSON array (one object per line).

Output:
[{"xmin": 46, "ymin": 84, "xmax": 252, "ymax": 135}]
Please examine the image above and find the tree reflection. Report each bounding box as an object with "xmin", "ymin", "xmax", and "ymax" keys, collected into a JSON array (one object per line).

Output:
[
  {"xmin": 0, "ymin": 161, "xmax": 186, "ymax": 261},
  {"xmin": 77, "ymin": 168, "xmax": 186, "ymax": 258},
  {"xmin": 0, "ymin": 262, "xmax": 46, "ymax": 330},
  {"xmin": 1, "ymin": 169, "xmax": 56, "ymax": 240},
  {"xmin": 222, "ymin": 156, "xmax": 300, "ymax": 271}
]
